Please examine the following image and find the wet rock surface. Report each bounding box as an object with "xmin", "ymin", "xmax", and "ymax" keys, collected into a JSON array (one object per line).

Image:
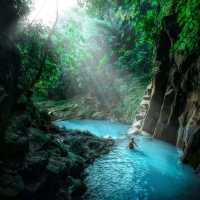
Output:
[{"xmin": 131, "ymin": 14, "xmax": 200, "ymax": 169}]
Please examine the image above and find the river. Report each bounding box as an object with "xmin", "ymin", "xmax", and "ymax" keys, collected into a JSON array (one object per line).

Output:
[{"xmin": 55, "ymin": 119, "xmax": 200, "ymax": 200}]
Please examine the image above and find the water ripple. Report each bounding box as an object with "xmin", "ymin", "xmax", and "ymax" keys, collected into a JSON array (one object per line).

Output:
[{"xmin": 55, "ymin": 120, "xmax": 200, "ymax": 200}]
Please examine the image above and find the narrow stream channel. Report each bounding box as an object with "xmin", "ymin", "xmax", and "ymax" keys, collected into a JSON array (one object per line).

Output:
[{"xmin": 55, "ymin": 120, "xmax": 200, "ymax": 200}]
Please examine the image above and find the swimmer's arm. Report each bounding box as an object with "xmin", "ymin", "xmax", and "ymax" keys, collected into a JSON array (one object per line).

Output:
[{"xmin": 134, "ymin": 141, "xmax": 138, "ymax": 146}]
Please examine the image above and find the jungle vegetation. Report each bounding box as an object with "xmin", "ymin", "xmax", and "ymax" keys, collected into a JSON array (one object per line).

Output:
[{"xmin": 12, "ymin": 0, "xmax": 200, "ymax": 122}]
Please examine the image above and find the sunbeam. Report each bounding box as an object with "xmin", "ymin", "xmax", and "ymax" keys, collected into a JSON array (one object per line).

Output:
[{"xmin": 29, "ymin": 0, "xmax": 78, "ymax": 25}]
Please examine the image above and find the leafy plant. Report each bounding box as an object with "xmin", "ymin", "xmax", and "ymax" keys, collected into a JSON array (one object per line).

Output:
[
  {"xmin": 175, "ymin": 0, "xmax": 200, "ymax": 52},
  {"xmin": 17, "ymin": 23, "xmax": 60, "ymax": 96}
]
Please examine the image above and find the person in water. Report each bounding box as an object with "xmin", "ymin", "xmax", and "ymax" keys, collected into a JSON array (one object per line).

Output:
[{"xmin": 128, "ymin": 137, "xmax": 137, "ymax": 149}]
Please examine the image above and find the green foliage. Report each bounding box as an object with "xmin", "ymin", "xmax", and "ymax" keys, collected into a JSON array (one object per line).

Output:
[
  {"xmin": 79, "ymin": 0, "xmax": 114, "ymax": 17},
  {"xmin": 84, "ymin": 0, "xmax": 155, "ymax": 73},
  {"xmin": 155, "ymin": 0, "xmax": 200, "ymax": 52},
  {"xmin": 111, "ymin": 75, "xmax": 148, "ymax": 122},
  {"xmin": 18, "ymin": 0, "xmax": 199, "ymax": 122},
  {"xmin": 175, "ymin": 0, "xmax": 200, "ymax": 52},
  {"xmin": 34, "ymin": 4, "xmax": 152, "ymax": 121},
  {"xmin": 24, "ymin": 1, "xmax": 154, "ymax": 121},
  {"xmin": 17, "ymin": 24, "xmax": 60, "ymax": 96}
]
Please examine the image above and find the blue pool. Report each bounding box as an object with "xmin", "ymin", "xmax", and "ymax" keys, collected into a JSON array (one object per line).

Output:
[{"xmin": 55, "ymin": 120, "xmax": 200, "ymax": 200}]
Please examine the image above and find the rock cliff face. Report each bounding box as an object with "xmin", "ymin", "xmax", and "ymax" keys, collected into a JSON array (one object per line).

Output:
[{"xmin": 134, "ymin": 14, "xmax": 200, "ymax": 168}]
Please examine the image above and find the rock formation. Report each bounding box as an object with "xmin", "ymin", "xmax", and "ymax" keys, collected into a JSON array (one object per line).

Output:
[
  {"xmin": 0, "ymin": 102, "xmax": 114, "ymax": 200},
  {"xmin": 128, "ymin": 83, "xmax": 152, "ymax": 134},
  {"xmin": 132, "ymin": 14, "xmax": 200, "ymax": 169}
]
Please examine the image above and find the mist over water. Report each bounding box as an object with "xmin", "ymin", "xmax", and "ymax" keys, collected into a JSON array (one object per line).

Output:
[
  {"xmin": 27, "ymin": 1, "xmax": 148, "ymax": 122},
  {"xmin": 56, "ymin": 120, "xmax": 200, "ymax": 200}
]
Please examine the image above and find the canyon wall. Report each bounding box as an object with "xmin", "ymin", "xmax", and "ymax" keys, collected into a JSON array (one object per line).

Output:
[{"xmin": 140, "ymin": 14, "xmax": 200, "ymax": 168}]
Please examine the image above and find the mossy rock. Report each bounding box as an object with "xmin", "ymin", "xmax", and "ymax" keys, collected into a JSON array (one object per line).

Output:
[
  {"xmin": 46, "ymin": 155, "xmax": 71, "ymax": 175},
  {"xmin": 0, "ymin": 174, "xmax": 24, "ymax": 198}
]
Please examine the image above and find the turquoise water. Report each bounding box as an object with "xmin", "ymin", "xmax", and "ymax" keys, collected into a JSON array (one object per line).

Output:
[
  {"xmin": 55, "ymin": 120, "xmax": 200, "ymax": 200},
  {"xmin": 54, "ymin": 120, "xmax": 129, "ymax": 139}
]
